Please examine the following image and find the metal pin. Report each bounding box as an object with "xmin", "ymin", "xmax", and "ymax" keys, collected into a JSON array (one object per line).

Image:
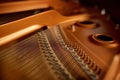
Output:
[
  {"xmin": 101, "ymin": 9, "xmax": 106, "ymax": 15},
  {"xmin": 71, "ymin": 25, "xmax": 76, "ymax": 32}
]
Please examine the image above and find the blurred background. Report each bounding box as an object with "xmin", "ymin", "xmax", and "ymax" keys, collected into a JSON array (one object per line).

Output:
[{"xmin": 0, "ymin": 0, "xmax": 120, "ymax": 25}]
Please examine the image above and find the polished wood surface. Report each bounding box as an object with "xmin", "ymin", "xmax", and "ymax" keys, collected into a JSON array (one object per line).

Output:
[
  {"xmin": 0, "ymin": 10, "xmax": 88, "ymax": 47},
  {"xmin": 0, "ymin": 0, "xmax": 80, "ymax": 15},
  {"xmin": 0, "ymin": 0, "xmax": 49, "ymax": 14},
  {"xmin": 0, "ymin": 1, "xmax": 120, "ymax": 80}
]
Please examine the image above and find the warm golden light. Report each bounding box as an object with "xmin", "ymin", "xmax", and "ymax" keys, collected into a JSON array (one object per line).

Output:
[{"xmin": 0, "ymin": 25, "xmax": 42, "ymax": 46}]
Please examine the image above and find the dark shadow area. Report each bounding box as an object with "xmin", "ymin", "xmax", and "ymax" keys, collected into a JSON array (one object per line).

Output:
[{"xmin": 79, "ymin": 0, "xmax": 120, "ymax": 24}]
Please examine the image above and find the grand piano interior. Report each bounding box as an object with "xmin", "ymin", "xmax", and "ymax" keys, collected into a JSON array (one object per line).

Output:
[{"xmin": 0, "ymin": 0, "xmax": 120, "ymax": 80}]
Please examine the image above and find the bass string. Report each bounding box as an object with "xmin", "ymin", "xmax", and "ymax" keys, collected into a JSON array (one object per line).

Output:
[
  {"xmin": 37, "ymin": 31, "xmax": 74, "ymax": 80},
  {"xmin": 54, "ymin": 25, "xmax": 100, "ymax": 80}
]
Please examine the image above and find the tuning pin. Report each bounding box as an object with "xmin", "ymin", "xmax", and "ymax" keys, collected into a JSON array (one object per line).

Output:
[
  {"xmin": 101, "ymin": 8, "xmax": 106, "ymax": 15},
  {"xmin": 80, "ymin": 50, "xmax": 84, "ymax": 56},
  {"xmin": 92, "ymin": 65, "xmax": 97, "ymax": 71},
  {"xmin": 84, "ymin": 56, "xmax": 89, "ymax": 63},
  {"xmin": 78, "ymin": 48, "xmax": 82, "ymax": 56},
  {"xmin": 89, "ymin": 61, "xmax": 94, "ymax": 68},
  {"xmin": 85, "ymin": 56, "xmax": 91, "ymax": 65},
  {"xmin": 65, "ymin": 40, "xmax": 70, "ymax": 47},
  {"xmin": 71, "ymin": 25, "xmax": 76, "ymax": 32},
  {"xmin": 86, "ymin": 58, "xmax": 101, "ymax": 75},
  {"xmin": 73, "ymin": 43, "xmax": 80, "ymax": 51},
  {"xmin": 81, "ymin": 51, "xmax": 86, "ymax": 59},
  {"xmin": 90, "ymin": 63, "xmax": 101, "ymax": 75},
  {"xmin": 96, "ymin": 68, "xmax": 102, "ymax": 75}
]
